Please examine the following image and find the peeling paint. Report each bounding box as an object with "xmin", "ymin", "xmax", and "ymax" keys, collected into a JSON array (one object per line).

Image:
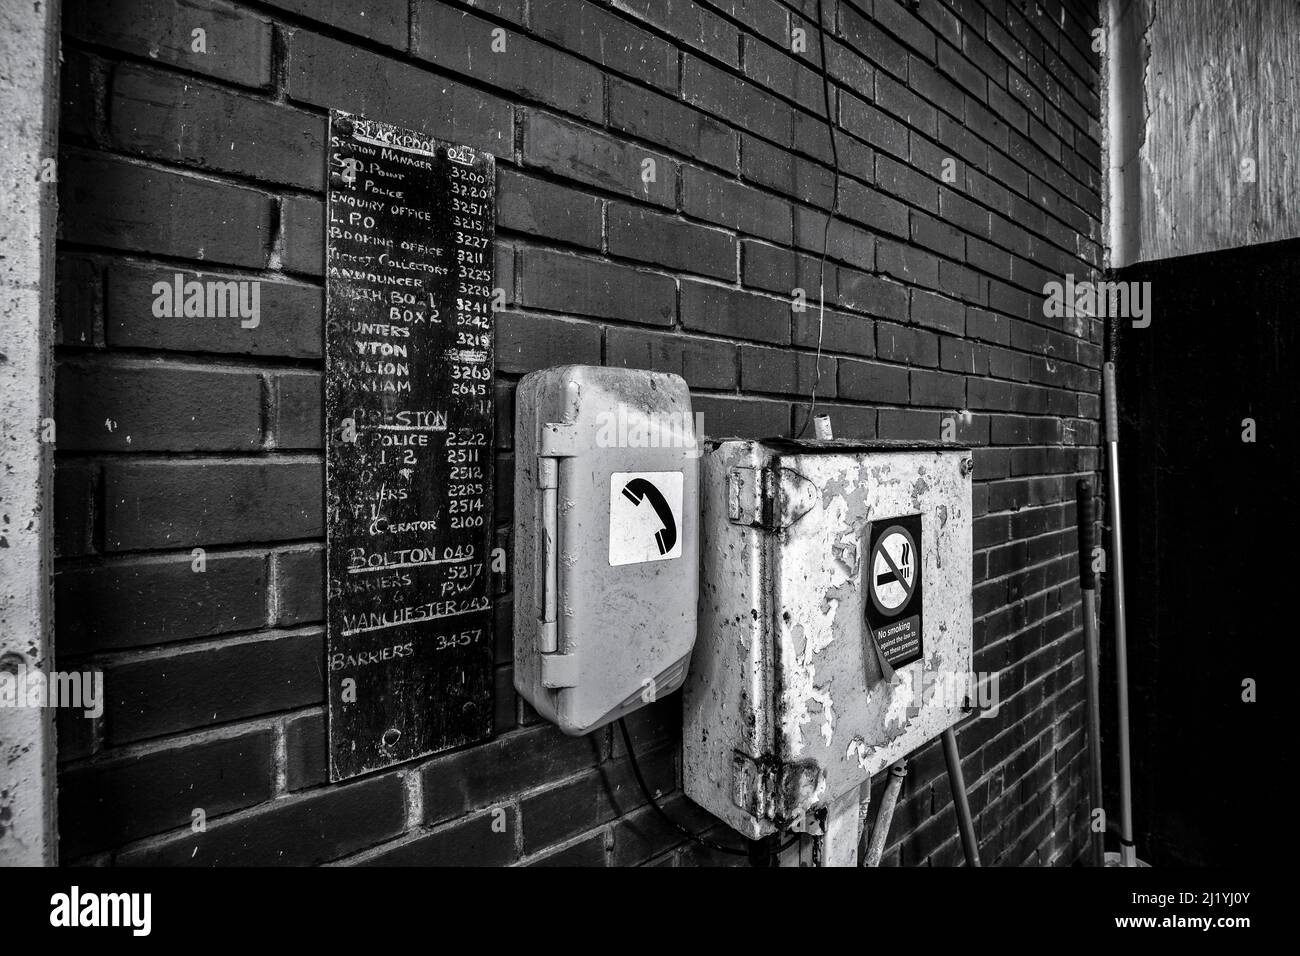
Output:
[{"xmin": 846, "ymin": 735, "xmax": 870, "ymax": 769}]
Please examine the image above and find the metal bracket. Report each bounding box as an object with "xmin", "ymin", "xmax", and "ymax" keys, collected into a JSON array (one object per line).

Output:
[
  {"xmin": 726, "ymin": 467, "xmax": 817, "ymax": 530},
  {"xmin": 731, "ymin": 752, "xmax": 826, "ymax": 824},
  {"xmin": 774, "ymin": 468, "xmax": 817, "ymax": 529},
  {"xmin": 726, "ymin": 466, "xmax": 768, "ymax": 527}
]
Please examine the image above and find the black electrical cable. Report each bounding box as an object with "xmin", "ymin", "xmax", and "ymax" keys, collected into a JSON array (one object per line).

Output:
[
  {"xmin": 617, "ymin": 717, "xmax": 748, "ymax": 856},
  {"xmin": 617, "ymin": 718, "xmax": 803, "ymax": 859},
  {"xmin": 795, "ymin": 0, "xmax": 844, "ymax": 438}
]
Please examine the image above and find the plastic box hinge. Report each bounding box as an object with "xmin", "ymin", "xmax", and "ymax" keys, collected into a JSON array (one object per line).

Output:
[
  {"xmin": 536, "ymin": 422, "xmax": 574, "ymax": 661},
  {"xmin": 537, "ymin": 456, "xmax": 557, "ymax": 490},
  {"xmin": 541, "ymin": 652, "xmax": 578, "ymax": 688},
  {"xmin": 539, "ymin": 422, "xmax": 579, "ymax": 458}
]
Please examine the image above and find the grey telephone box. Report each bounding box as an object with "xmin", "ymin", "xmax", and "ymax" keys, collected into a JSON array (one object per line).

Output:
[{"xmin": 513, "ymin": 366, "xmax": 699, "ymax": 735}]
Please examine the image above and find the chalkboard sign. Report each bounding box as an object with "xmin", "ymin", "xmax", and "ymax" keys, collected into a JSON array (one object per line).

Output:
[{"xmin": 325, "ymin": 110, "xmax": 495, "ymax": 781}]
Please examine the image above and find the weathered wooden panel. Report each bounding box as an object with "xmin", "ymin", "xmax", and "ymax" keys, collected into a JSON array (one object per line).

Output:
[
  {"xmin": 1135, "ymin": 0, "xmax": 1300, "ymax": 261},
  {"xmin": 325, "ymin": 111, "xmax": 495, "ymax": 781}
]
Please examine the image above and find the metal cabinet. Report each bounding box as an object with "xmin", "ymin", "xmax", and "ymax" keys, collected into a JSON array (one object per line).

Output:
[{"xmin": 684, "ymin": 439, "xmax": 973, "ymax": 839}]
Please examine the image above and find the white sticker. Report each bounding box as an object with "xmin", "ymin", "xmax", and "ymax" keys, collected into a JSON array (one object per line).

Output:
[{"xmin": 608, "ymin": 471, "xmax": 683, "ymax": 566}]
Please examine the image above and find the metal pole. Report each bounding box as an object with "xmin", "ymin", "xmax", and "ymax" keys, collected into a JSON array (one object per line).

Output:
[
  {"xmin": 1076, "ymin": 480, "xmax": 1106, "ymax": 868},
  {"xmin": 941, "ymin": 728, "xmax": 981, "ymax": 867},
  {"xmin": 1102, "ymin": 362, "xmax": 1136, "ymax": 867},
  {"xmin": 862, "ymin": 761, "xmax": 907, "ymax": 867}
]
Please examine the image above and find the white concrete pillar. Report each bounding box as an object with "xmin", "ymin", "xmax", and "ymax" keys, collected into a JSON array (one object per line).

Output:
[{"xmin": 0, "ymin": 0, "xmax": 61, "ymax": 866}]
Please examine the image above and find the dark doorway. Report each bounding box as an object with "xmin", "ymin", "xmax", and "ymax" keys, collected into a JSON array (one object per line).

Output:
[{"xmin": 1111, "ymin": 238, "xmax": 1295, "ymax": 865}]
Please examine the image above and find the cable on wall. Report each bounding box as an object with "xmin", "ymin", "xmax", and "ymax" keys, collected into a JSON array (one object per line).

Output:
[
  {"xmin": 796, "ymin": 0, "xmax": 846, "ymax": 438},
  {"xmin": 618, "ymin": 718, "xmax": 803, "ymax": 861}
]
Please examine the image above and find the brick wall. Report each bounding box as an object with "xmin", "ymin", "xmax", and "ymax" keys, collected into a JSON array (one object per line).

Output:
[{"xmin": 54, "ymin": 0, "xmax": 1104, "ymax": 866}]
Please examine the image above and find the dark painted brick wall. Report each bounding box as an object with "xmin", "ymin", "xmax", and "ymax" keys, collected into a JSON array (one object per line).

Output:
[{"xmin": 54, "ymin": 0, "xmax": 1104, "ymax": 866}]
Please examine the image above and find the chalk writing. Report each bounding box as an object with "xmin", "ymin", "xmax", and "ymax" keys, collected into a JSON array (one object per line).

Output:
[{"xmin": 325, "ymin": 110, "xmax": 495, "ymax": 781}]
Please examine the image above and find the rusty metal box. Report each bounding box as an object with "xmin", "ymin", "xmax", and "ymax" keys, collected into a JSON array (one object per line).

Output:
[
  {"xmin": 513, "ymin": 366, "xmax": 699, "ymax": 736},
  {"xmin": 684, "ymin": 439, "xmax": 973, "ymax": 838}
]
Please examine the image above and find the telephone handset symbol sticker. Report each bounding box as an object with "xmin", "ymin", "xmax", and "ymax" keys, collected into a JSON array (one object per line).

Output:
[
  {"xmin": 608, "ymin": 471, "xmax": 684, "ymax": 566},
  {"xmin": 621, "ymin": 478, "xmax": 677, "ymax": 555}
]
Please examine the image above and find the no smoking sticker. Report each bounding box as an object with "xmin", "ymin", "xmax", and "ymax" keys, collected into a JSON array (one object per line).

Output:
[{"xmin": 865, "ymin": 514, "xmax": 924, "ymax": 670}]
